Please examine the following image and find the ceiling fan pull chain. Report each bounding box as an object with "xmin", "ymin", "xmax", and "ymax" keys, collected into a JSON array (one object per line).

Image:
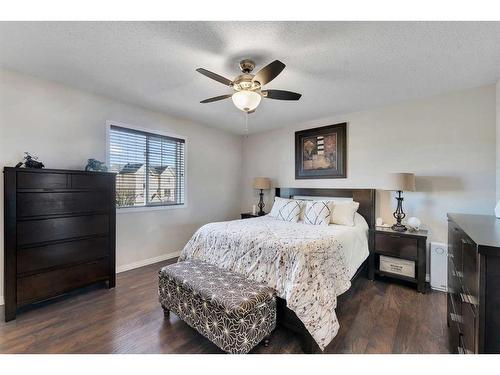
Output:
[{"xmin": 245, "ymin": 112, "xmax": 249, "ymax": 135}]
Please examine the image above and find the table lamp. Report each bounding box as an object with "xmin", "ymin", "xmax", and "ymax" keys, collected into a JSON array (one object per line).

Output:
[
  {"xmin": 253, "ymin": 177, "xmax": 271, "ymax": 216},
  {"xmin": 386, "ymin": 173, "xmax": 416, "ymax": 232}
]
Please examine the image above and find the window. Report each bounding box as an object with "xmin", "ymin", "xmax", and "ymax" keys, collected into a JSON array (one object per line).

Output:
[{"xmin": 108, "ymin": 124, "xmax": 186, "ymax": 209}]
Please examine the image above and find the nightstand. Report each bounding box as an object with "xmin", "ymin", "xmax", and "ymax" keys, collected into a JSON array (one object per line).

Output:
[
  {"xmin": 241, "ymin": 213, "xmax": 259, "ymax": 219},
  {"xmin": 368, "ymin": 227, "xmax": 428, "ymax": 293}
]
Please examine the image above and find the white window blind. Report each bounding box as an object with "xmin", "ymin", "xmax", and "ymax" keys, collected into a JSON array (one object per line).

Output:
[{"xmin": 108, "ymin": 125, "xmax": 185, "ymax": 208}]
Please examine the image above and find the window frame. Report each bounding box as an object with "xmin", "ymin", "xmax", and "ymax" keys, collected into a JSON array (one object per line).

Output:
[{"xmin": 106, "ymin": 121, "xmax": 188, "ymax": 213}]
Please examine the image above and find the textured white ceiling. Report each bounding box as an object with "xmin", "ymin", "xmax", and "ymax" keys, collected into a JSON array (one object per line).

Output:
[{"xmin": 1, "ymin": 21, "xmax": 500, "ymax": 134}]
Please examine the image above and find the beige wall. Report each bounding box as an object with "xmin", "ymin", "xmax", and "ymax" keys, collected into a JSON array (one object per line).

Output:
[
  {"xmin": 0, "ymin": 69, "xmax": 497, "ymax": 305},
  {"xmin": 242, "ymin": 85, "xmax": 496, "ymax": 246},
  {"xmin": 0, "ymin": 69, "xmax": 243, "ymax": 304}
]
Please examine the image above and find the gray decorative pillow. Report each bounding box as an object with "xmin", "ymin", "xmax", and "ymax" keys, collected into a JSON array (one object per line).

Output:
[
  {"xmin": 269, "ymin": 197, "xmax": 301, "ymax": 223},
  {"xmin": 304, "ymin": 200, "xmax": 331, "ymax": 226}
]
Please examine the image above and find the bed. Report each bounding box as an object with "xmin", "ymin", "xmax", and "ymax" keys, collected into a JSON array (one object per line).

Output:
[{"xmin": 179, "ymin": 188, "xmax": 375, "ymax": 352}]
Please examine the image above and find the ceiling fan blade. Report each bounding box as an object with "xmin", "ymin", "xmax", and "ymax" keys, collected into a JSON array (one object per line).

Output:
[
  {"xmin": 263, "ymin": 90, "xmax": 302, "ymax": 101},
  {"xmin": 253, "ymin": 60, "xmax": 286, "ymax": 85},
  {"xmin": 196, "ymin": 68, "xmax": 233, "ymax": 86},
  {"xmin": 200, "ymin": 94, "xmax": 232, "ymax": 103}
]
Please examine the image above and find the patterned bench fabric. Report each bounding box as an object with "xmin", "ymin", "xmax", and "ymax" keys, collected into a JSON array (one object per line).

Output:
[{"xmin": 158, "ymin": 260, "xmax": 276, "ymax": 354}]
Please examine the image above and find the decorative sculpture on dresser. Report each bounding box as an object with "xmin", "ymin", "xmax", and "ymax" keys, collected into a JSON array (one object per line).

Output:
[{"xmin": 15, "ymin": 152, "xmax": 45, "ymax": 169}]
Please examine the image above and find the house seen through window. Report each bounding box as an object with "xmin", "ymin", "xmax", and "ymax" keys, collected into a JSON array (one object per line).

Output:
[{"xmin": 108, "ymin": 124, "xmax": 185, "ymax": 208}]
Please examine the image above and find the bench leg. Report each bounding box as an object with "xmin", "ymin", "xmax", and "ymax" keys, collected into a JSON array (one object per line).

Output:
[{"xmin": 163, "ymin": 309, "xmax": 170, "ymax": 318}]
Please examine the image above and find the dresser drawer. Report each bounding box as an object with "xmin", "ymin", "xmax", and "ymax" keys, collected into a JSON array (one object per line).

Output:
[
  {"xmin": 17, "ymin": 237, "xmax": 109, "ymax": 275},
  {"xmin": 459, "ymin": 300, "xmax": 477, "ymax": 354},
  {"xmin": 448, "ymin": 221, "xmax": 463, "ymax": 272},
  {"xmin": 17, "ymin": 191, "xmax": 109, "ymax": 217},
  {"xmin": 458, "ymin": 335, "xmax": 474, "ymax": 354},
  {"xmin": 17, "ymin": 259, "xmax": 109, "ymax": 305},
  {"xmin": 17, "ymin": 214, "xmax": 109, "ymax": 246},
  {"xmin": 461, "ymin": 238, "xmax": 479, "ymax": 307},
  {"xmin": 448, "ymin": 293, "xmax": 462, "ymax": 352},
  {"xmin": 375, "ymin": 233, "xmax": 418, "ymax": 259},
  {"xmin": 70, "ymin": 173, "xmax": 111, "ymax": 190},
  {"xmin": 448, "ymin": 256, "xmax": 464, "ymax": 295},
  {"xmin": 17, "ymin": 172, "xmax": 68, "ymax": 190}
]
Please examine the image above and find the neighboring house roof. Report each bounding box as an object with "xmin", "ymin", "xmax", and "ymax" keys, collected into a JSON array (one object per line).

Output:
[
  {"xmin": 116, "ymin": 163, "xmax": 176, "ymax": 177},
  {"xmin": 119, "ymin": 163, "xmax": 144, "ymax": 174},
  {"xmin": 150, "ymin": 165, "xmax": 169, "ymax": 176},
  {"xmin": 150, "ymin": 165, "xmax": 176, "ymax": 177}
]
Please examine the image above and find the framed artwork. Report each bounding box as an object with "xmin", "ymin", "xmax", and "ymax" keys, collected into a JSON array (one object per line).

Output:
[{"xmin": 295, "ymin": 123, "xmax": 347, "ymax": 179}]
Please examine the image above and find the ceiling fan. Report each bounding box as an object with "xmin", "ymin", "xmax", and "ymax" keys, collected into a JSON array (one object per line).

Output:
[{"xmin": 196, "ymin": 59, "xmax": 302, "ymax": 113}]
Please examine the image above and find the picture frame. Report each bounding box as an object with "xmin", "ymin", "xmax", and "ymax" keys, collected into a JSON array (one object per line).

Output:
[{"xmin": 295, "ymin": 122, "xmax": 347, "ymax": 179}]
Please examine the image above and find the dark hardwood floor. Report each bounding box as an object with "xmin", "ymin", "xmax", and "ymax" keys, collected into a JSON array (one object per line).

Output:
[{"xmin": 0, "ymin": 258, "xmax": 449, "ymax": 354}]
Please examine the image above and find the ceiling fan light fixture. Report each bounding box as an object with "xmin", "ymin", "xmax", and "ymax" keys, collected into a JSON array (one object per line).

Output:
[
  {"xmin": 197, "ymin": 59, "xmax": 301, "ymax": 113},
  {"xmin": 231, "ymin": 90, "xmax": 262, "ymax": 113}
]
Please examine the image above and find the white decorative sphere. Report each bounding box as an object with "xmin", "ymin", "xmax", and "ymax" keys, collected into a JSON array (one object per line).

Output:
[{"xmin": 407, "ymin": 217, "xmax": 421, "ymax": 231}]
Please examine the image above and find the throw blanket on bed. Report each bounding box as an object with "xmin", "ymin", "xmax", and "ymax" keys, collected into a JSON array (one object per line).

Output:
[{"xmin": 178, "ymin": 216, "xmax": 351, "ymax": 350}]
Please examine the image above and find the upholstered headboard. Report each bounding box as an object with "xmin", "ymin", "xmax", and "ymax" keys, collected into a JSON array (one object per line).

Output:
[{"xmin": 275, "ymin": 187, "xmax": 376, "ymax": 229}]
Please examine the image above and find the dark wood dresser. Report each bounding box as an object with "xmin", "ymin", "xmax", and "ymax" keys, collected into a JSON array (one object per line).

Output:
[
  {"xmin": 4, "ymin": 167, "xmax": 116, "ymax": 321},
  {"xmin": 447, "ymin": 213, "xmax": 500, "ymax": 353}
]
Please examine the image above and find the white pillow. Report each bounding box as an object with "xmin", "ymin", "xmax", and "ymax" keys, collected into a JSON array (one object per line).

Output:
[
  {"xmin": 269, "ymin": 197, "xmax": 302, "ymax": 223},
  {"xmin": 331, "ymin": 201, "xmax": 360, "ymax": 226},
  {"xmin": 296, "ymin": 199, "xmax": 310, "ymax": 221},
  {"xmin": 303, "ymin": 200, "xmax": 331, "ymax": 226},
  {"xmin": 296, "ymin": 198, "xmax": 335, "ymax": 221}
]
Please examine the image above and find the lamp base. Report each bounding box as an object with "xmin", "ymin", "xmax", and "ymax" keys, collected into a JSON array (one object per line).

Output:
[
  {"xmin": 257, "ymin": 189, "xmax": 266, "ymax": 216},
  {"xmin": 391, "ymin": 223, "xmax": 407, "ymax": 232},
  {"xmin": 392, "ymin": 190, "xmax": 407, "ymax": 232}
]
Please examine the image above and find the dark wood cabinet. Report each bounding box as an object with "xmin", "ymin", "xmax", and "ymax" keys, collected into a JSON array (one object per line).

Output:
[
  {"xmin": 3, "ymin": 167, "xmax": 116, "ymax": 321},
  {"xmin": 447, "ymin": 213, "xmax": 500, "ymax": 354},
  {"xmin": 369, "ymin": 227, "xmax": 428, "ymax": 293}
]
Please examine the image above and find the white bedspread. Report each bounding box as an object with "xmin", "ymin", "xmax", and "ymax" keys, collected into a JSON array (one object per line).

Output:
[{"xmin": 178, "ymin": 214, "xmax": 369, "ymax": 350}]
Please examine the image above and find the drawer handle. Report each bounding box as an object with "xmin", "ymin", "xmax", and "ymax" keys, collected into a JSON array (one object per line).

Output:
[
  {"xmin": 459, "ymin": 292, "xmax": 469, "ymax": 304},
  {"xmin": 460, "ymin": 293, "xmax": 478, "ymax": 306},
  {"xmin": 457, "ymin": 346, "xmax": 473, "ymax": 354},
  {"xmin": 451, "ymin": 270, "xmax": 463, "ymax": 278},
  {"xmin": 450, "ymin": 313, "xmax": 463, "ymax": 324}
]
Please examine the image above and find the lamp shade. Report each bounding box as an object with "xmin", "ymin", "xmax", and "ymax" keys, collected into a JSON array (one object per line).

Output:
[
  {"xmin": 253, "ymin": 177, "xmax": 271, "ymax": 190},
  {"xmin": 232, "ymin": 90, "xmax": 262, "ymax": 112},
  {"xmin": 386, "ymin": 173, "xmax": 416, "ymax": 191}
]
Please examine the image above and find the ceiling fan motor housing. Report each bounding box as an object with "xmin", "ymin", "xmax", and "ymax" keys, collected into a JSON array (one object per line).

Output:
[
  {"xmin": 233, "ymin": 73, "xmax": 261, "ymax": 92},
  {"xmin": 239, "ymin": 59, "xmax": 255, "ymax": 73}
]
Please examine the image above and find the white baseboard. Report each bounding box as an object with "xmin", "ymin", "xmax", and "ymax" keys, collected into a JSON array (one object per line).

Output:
[
  {"xmin": 116, "ymin": 251, "xmax": 180, "ymax": 273},
  {"xmin": 0, "ymin": 252, "xmax": 180, "ymax": 306}
]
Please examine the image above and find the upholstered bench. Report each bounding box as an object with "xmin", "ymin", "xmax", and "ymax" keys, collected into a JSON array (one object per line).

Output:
[{"xmin": 158, "ymin": 260, "xmax": 276, "ymax": 354}]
